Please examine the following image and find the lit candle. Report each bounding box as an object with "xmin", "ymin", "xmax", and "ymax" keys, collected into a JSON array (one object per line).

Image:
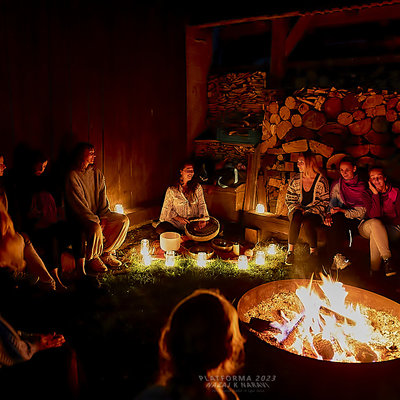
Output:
[
  {"xmin": 255, "ymin": 251, "xmax": 265, "ymax": 266},
  {"xmin": 140, "ymin": 239, "xmax": 150, "ymax": 256},
  {"xmin": 196, "ymin": 252, "xmax": 207, "ymax": 267},
  {"xmin": 165, "ymin": 251, "xmax": 175, "ymax": 267},
  {"xmin": 267, "ymin": 244, "xmax": 277, "ymax": 255},
  {"xmin": 115, "ymin": 204, "xmax": 124, "ymax": 214},
  {"xmin": 238, "ymin": 255, "xmax": 248, "ymax": 270},
  {"xmin": 255, "ymin": 203, "xmax": 265, "ymax": 214},
  {"xmin": 143, "ymin": 254, "xmax": 152, "ymax": 266}
]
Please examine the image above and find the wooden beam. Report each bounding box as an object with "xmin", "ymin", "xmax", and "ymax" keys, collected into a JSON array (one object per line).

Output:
[
  {"xmin": 312, "ymin": 4, "xmax": 400, "ymax": 28},
  {"xmin": 285, "ymin": 15, "xmax": 314, "ymax": 57},
  {"xmin": 243, "ymin": 144, "xmax": 261, "ymax": 211},
  {"xmin": 270, "ymin": 18, "xmax": 289, "ymax": 87},
  {"xmin": 189, "ymin": 2, "xmax": 400, "ymax": 29}
]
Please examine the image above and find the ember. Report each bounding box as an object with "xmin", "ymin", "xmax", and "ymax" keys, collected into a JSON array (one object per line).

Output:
[{"xmin": 241, "ymin": 276, "xmax": 400, "ymax": 363}]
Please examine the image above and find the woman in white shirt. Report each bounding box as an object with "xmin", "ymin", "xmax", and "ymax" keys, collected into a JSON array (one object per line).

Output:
[{"xmin": 156, "ymin": 162, "xmax": 209, "ymax": 234}]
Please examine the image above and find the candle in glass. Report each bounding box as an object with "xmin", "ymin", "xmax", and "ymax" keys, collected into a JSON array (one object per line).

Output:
[
  {"xmin": 143, "ymin": 254, "xmax": 152, "ymax": 266},
  {"xmin": 255, "ymin": 250, "xmax": 265, "ymax": 266},
  {"xmin": 115, "ymin": 204, "xmax": 124, "ymax": 214},
  {"xmin": 165, "ymin": 251, "xmax": 175, "ymax": 267},
  {"xmin": 238, "ymin": 255, "xmax": 248, "ymax": 270},
  {"xmin": 267, "ymin": 244, "xmax": 277, "ymax": 255},
  {"xmin": 196, "ymin": 252, "xmax": 207, "ymax": 267},
  {"xmin": 140, "ymin": 239, "xmax": 150, "ymax": 256},
  {"xmin": 255, "ymin": 203, "xmax": 265, "ymax": 214}
]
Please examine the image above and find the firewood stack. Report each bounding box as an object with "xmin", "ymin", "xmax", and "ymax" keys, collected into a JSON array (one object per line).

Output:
[
  {"xmin": 207, "ymin": 72, "xmax": 266, "ymax": 119},
  {"xmin": 261, "ymin": 87, "xmax": 400, "ymax": 215}
]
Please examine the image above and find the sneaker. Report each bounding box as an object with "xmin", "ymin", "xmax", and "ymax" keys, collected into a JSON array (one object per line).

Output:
[
  {"xmin": 331, "ymin": 253, "xmax": 351, "ymax": 271},
  {"xmin": 383, "ymin": 258, "xmax": 397, "ymax": 277},
  {"xmin": 285, "ymin": 251, "xmax": 295, "ymax": 265},
  {"xmin": 87, "ymin": 257, "xmax": 108, "ymax": 273},
  {"xmin": 101, "ymin": 253, "xmax": 122, "ymax": 268}
]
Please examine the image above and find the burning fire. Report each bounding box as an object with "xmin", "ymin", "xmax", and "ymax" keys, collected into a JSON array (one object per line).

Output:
[{"xmin": 247, "ymin": 274, "xmax": 400, "ymax": 363}]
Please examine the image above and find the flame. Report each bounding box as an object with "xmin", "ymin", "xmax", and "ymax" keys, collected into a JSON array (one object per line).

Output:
[{"xmin": 271, "ymin": 274, "xmax": 378, "ymax": 363}]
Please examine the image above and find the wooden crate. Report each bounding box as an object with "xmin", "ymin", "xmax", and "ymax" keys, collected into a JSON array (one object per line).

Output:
[{"xmin": 202, "ymin": 183, "xmax": 246, "ymax": 223}]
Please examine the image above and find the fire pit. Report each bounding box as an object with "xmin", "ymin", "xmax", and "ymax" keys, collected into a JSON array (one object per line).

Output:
[
  {"xmin": 238, "ymin": 277, "xmax": 400, "ymax": 363},
  {"xmin": 237, "ymin": 279, "xmax": 400, "ymax": 400}
]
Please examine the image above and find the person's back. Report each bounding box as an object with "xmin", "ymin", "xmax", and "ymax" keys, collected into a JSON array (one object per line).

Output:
[{"xmin": 137, "ymin": 289, "xmax": 245, "ymax": 400}]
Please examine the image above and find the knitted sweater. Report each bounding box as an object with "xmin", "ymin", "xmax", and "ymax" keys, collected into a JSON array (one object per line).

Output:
[
  {"xmin": 65, "ymin": 167, "xmax": 110, "ymax": 225},
  {"xmin": 285, "ymin": 173, "xmax": 329, "ymax": 218}
]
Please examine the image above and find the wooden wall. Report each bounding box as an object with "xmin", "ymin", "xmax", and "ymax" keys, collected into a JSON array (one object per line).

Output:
[{"xmin": 0, "ymin": 0, "xmax": 187, "ymax": 210}]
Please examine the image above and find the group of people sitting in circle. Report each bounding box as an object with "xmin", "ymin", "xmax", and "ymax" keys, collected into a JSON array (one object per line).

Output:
[
  {"xmin": 0, "ymin": 142, "xmax": 129, "ymax": 293},
  {"xmin": 285, "ymin": 150, "xmax": 399, "ymax": 278},
  {"xmin": 2, "ymin": 141, "xmax": 400, "ymax": 398}
]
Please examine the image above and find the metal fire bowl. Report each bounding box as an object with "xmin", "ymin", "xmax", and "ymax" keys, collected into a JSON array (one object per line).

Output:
[
  {"xmin": 237, "ymin": 279, "xmax": 400, "ymax": 400},
  {"xmin": 238, "ymin": 279, "xmax": 400, "ymax": 324}
]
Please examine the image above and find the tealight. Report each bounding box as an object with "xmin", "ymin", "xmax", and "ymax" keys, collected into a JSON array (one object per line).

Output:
[
  {"xmin": 255, "ymin": 250, "xmax": 265, "ymax": 266},
  {"xmin": 196, "ymin": 252, "xmax": 207, "ymax": 267},
  {"xmin": 255, "ymin": 203, "xmax": 265, "ymax": 214},
  {"xmin": 165, "ymin": 251, "xmax": 175, "ymax": 267},
  {"xmin": 115, "ymin": 204, "xmax": 124, "ymax": 214},
  {"xmin": 238, "ymin": 255, "xmax": 248, "ymax": 270},
  {"xmin": 267, "ymin": 244, "xmax": 278, "ymax": 255}
]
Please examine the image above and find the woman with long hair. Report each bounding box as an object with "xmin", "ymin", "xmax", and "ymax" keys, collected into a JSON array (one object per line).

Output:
[
  {"xmin": 157, "ymin": 161, "xmax": 209, "ymax": 234},
  {"xmin": 285, "ymin": 151, "xmax": 330, "ymax": 265},
  {"xmin": 137, "ymin": 289, "xmax": 245, "ymax": 400},
  {"xmin": 324, "ymin": 156, "xmax": 368, "ymax": 270}
]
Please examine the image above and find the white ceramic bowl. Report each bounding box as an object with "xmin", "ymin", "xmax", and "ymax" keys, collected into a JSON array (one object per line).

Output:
[{"xmin": 160, "ymin": 232, "xmax": 181, "ymax": 252}]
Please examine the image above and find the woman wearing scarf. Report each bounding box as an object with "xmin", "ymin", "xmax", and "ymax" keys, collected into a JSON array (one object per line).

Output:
[
  {"xmin": 358, "ymin": 166, "xmax": 398, "ymax": 277},
  {"xmin": 324, "ymin": 156, "xmax": 368, "ymax": 269}
]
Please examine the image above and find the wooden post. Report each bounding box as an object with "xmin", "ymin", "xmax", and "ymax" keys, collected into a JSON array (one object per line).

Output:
[{"xmin": 243, "ymin": 144, "xmax": 261, "ymax": 211}]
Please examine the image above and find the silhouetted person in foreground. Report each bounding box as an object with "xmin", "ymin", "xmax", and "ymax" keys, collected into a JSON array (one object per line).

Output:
[{"xmin": 136, "ymin": 289, "xmax": 245, "ymax": 400}]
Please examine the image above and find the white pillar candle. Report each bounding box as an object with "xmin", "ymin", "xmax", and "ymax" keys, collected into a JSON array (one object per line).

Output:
[
  {"xmin": 238, "ymin": 255, "xmax": 248, "ymax": 270},
  {"xmin": 255, "ymin": 250, "xmax": 265, "ymax": 266},
  {"xmin": 115, "ymin": 204, "xmax": 124, "ymax": 214},
  {"xmin": 196, "ymin": 252, "xmax": 207, "ymax": 267},
  {"xmin": 165, "ymin": 251, "xmax": 175, "ymax": 267}
]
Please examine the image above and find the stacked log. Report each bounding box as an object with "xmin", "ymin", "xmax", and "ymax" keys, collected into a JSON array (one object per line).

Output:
[
  {"xmin": 260, "ymin": 87, "xmax": 400, "ymax": 213},
  {"xmin": 204, "ymin": 73, "xmax": 400, "ymax": 214},
  {"xmin": 207, "ymin": 72, "xmax": 266, "ymax": 119}
]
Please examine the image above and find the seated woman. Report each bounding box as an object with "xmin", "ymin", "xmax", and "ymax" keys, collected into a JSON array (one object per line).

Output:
[
  {"xmin": 136, "ymin": 289, "xmax": 245, "ymax": 400},
  {"xmin": 285, "ymin": 151, "xmax": 330, "ymax": 265},
  {"xmin": 358, "ymin": 166, "xmax": 399, "ymax": 277},
  {"xmin": 65, "ymin": 142, "xmax": 129, "ymax": 275},
  {"xmin": 0, "ymin": 200, "xmax": 56, "ymax": 291},
  {"xmin": 14, "ymin": 150, "xmax": 68, "ymax": 290},
  {"xmin": 156, "ymin": 161, "xmax": 209, "ymax": 235},
  {"xmin": 324, "ymin": 156, "xmax": 368, "ymax": 269}
]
